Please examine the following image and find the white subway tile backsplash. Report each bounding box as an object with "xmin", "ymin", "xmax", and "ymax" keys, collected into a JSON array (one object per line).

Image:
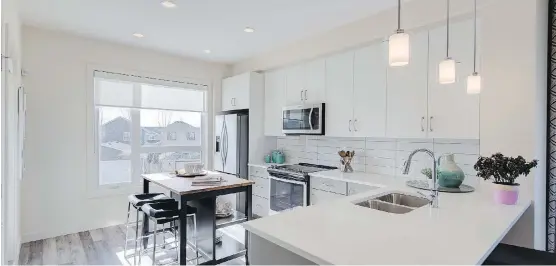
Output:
[{"xmin": 276, "ymin": 136, "xmax": 480, "ymax": 179}]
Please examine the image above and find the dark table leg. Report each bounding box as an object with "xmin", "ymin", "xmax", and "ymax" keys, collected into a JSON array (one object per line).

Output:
[
  {"xmin": 179, "ymin": 195, "xmax": 189, "ymax": 265},
  {"xmin": 142, "ymin": 179, "xmax": 150, "ymax": 249},
  {"xmin": 245, "ymin": 186, "xmax": 252, "ymax": 265}
]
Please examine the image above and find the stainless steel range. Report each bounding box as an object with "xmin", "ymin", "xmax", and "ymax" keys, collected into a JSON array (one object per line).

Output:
[{"xmin": 267, "ymin": 163, "xmax": 337, "ymax": 214}]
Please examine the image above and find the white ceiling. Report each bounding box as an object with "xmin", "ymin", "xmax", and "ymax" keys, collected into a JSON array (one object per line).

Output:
[{"xmin": 19, "ymin": 0, "xmax": 397, "ymax": 63}]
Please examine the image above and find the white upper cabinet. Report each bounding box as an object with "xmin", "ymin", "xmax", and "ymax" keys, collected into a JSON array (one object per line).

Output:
[
  {"xmin": 386, "ymin": 30, "xmax": 430, "ymax": 138},
  {"xmin": 285, "ymin": 64, "xmax": 305, "ymax": 105},
  {"xmin": 285, "ymin": 59, "xmax": 326, "ymax": 106},
  {"xmin": 222, "ymin": 72, "xmax": 253, "ymax": 111},
  {"xmin": 353, "ymin": 42, "xmax": 388, "ymax": 137},
  {"xmin": 264, "ymin": 69, "xmax": 286, "ymax": 136},
  {"xmin": 305, "ymin": 58, "xmax": 326, "ymax": 103},
  {"xmin": 427, "ymin": 19, "xmax": 480, "ymax": 139},
  {"xmin": 325, "ymin": 51, "xmax": 354, "ymax": 137}
]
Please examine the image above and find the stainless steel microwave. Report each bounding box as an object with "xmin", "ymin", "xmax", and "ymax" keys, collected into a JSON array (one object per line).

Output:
[{"xmin": 282, "ymin": 103, "xmax": 325, "ymax": 135}]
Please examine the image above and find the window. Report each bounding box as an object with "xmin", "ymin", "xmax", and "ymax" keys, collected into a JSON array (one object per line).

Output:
[
  {"xmin": 167, "ymin": 132, "xmax": 177, "ymax": 141},
  {"xmin": 122, "ymin": 132, "xmax": 131, "ymax": 142},
  {"xmin": 90, "ymin": 70, "xmax": 207, "ymax": 194}
]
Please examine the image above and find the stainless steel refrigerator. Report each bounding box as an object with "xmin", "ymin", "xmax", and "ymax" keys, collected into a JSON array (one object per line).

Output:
[{"xmin": 214, "ymin": 111, "xmax": 249, "ymax": 211}]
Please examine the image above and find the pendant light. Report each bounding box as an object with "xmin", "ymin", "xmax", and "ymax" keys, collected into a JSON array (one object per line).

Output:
[
  {"xmin": 438, "ymin": 0, "xmax": 456, "ymax": 84},
  {"xmin": 467, "ymin": 0, "xmax": 481, "ymax": 94},
  {"xmin": 389, "ymin": 0, "xmax": 410, "ymax": 67}
]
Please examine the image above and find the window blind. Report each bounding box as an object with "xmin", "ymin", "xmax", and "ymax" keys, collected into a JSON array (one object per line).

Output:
[{"xmin": 94, "ymin": 70, "xmax": 206, "ymax": 112}]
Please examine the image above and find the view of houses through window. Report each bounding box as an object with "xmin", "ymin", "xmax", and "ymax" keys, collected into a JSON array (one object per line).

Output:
[{"xmin": 94, "ymin": 74, "xmax": 204, "ymax": 186}]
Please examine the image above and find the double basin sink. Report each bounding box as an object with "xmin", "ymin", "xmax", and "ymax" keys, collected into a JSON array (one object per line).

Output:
[{"xmin": 354, "ymin": 193, "xmax": 430, "ymax": 214}]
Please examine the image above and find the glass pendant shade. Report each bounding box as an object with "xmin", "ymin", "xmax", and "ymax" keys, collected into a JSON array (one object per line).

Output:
[
  {"xmin": 389, "ymin": 31, "xmax": 410, "ymax": 67},
  {"xmin": 438, "ymin": 58, "xmax": 456, "ymax": 84},
  {"xmin": 467, "ymin": 73, "xmax": 481, "ymax": 94}
]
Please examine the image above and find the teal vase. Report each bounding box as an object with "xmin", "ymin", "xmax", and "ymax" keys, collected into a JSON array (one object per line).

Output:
[{"xmin": 437, "ymin": 154, "xmax": 465, "ymax": 188}]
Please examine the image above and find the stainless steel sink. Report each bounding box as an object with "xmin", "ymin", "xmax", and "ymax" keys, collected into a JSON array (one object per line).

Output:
[
  {"xmin": 375, "ymin": 193, "xmax": 429, "ymax": 208},
  {"xmin": 353, "ymin": 192, "xmax": 430, "ymax": 214},
  {"xmin": 355, "ymin": 200, "xmax": 413, "ymax": 214}
]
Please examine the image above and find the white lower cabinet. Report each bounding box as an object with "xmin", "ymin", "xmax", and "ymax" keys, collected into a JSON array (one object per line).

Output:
[
  {"xmin": 253, "ymin": 195, "xmax": 269, "ymax": 217},
  {"xmin": 310, "ymin": 189, "xmax": 346, "ymax": 205}
]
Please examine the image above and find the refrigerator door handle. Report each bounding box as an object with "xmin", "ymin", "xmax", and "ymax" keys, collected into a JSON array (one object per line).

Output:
[
  {"xmin": 308, "ymin": 108, "xmax": 314, "ymax": 130},
  {"xmin": 223, "ymin": 119, "xmax": 228, "ymax": 166}
]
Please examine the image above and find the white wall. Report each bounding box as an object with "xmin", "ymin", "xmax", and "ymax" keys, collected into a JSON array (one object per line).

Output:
[
  {"xmin": 232, "ymin": 0, "xmax": 548, "ymax": 250},
  {"xmin": 1, "ymin": 0, "xmax": 23, "ymax": 262},
  {"xmin": 480, "ymin": 0, "xmax": 548, "ymax": 250},
  {"xmin": 20, "ymin": 26, "xmax": 230, "ymax": 242}
]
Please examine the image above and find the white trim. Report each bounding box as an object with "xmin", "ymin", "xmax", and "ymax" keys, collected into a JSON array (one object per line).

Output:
[{"xmin": 86, "ymin": 64, "xmax": 209, "ymax": 198}]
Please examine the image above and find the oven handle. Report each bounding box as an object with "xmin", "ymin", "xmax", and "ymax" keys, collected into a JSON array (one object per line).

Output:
[{"xmin": 269, "ymin": 175, "xmax": 308, "ymax": 186}]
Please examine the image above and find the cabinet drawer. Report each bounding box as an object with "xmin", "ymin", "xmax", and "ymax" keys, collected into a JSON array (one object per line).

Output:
[
  {"xmin": 249, "ymin": 166, "xmax": 268, "ymax": 178},
  {"xmin": 310, "ymin": 177, "xmax": 347, "ymax": 195},
  {"xmin": 250, "ymin": 175, "xmax": 269, "ymax": 198},
  {"xmin": 347, "ymin": 183, "xmax": 378, "ymax": 196},
  {"xmin": 310, "ymin": 189, "xmax": 346, "ymax": 205},
  {"xmin": 253, "ymin": 195, "xmax": 269, "ymax": 217}
]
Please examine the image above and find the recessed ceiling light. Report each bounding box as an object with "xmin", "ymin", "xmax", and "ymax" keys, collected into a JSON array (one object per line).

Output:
[
  {"xmin": 161, "ymin": 0, "xmax": 177, "ymax": 8},
  {"xmin": 204, "ymin": 49, "xmax": 211, "ymax": 54},
  {"xmin": 244, "ymin": 27, "xmax": 255, "ymax": 33},
  {"xmin": 133, "ymin": 33, "xmax": 144, "ymax": 38}
]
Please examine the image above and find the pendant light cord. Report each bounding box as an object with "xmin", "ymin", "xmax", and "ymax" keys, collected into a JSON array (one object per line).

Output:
[
  {"xmin": 446, "ymin": 0, "xmax": 450, "ymax": 58},
  {"xmin": 397, "ymin": 0, "xmax": 402, "ymax": 31},
  {"xmin": 473, "ymin": 0, "xmax": 477, "ymax": 73}
]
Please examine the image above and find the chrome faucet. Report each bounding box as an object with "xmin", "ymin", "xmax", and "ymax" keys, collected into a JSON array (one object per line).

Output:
[{"xmin": 402, "ymin": 149, "xmax": 439, "ymax": 208}]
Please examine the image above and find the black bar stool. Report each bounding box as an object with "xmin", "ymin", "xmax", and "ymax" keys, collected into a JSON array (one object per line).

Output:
[
  {"xmin": 139, "ymin": 201, "xmax": 199, "ymax": 265},
  {"xmin": 124, "ymin": 193, "xmax": 175, "ymax": 265}
]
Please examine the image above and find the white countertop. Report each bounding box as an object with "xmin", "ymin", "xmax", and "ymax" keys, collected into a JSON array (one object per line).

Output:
[{"xmin": 242, "ymin": 170, "xmax": 531, "ymax": 265}]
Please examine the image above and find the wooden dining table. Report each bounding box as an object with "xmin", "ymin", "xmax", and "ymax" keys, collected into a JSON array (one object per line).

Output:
[{"xmin": 142, "ymin": 171, "xmax": 254, "ymax": 265}]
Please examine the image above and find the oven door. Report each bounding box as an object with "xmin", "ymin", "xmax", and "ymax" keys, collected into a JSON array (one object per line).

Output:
[
  {"xmin": 268, "ymin": 175, "xmax": 307, "ymax": 214},
  {"xmin": 282, "ymin": 104, "xmax": 324, "ymax": 135}
]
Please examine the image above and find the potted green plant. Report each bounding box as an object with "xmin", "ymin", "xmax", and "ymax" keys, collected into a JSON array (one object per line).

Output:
[{"xmin": 474, "ymin": 153, "xmax": 538, "ymax": 205}]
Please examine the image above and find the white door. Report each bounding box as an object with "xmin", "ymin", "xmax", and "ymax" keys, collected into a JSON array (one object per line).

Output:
[
  {"xmin": 233, "ymin": 73, "xmax": 250, "ymax": 110},
  {"xmin": 213, "ymin": 115, "xmax": 225, "ymax": 171},
  {"xmin": 221, "ymin": 77, "xmax": 235, "ymax": 111},
  {"xmin": 386, "ymin": 30, "xmax": 429, "ymax": 138},
  {"xmin": 428, "ymin": 19, "xmax": 480, "ymax": 139},
  {"xmin": 285, "ymin": 64, "xmax": 305, "ymax": 105},
  {"xmin": 353, "ymin": 42, "xmax": 387, "ymax": 137},
  {"xmin": 325, "ymin": 51, "xmax": 354, "ymax": 137},
  {"xmin": 224, "ymin": 114, "xmax": 238, "ymax": 175},
  {"xmin": 304, "ymin": 59, "xmax": 326, "ymax": 103},
  {"xmin": 264, "ymin": 70, "xmax": 286, "ymax": 136}
]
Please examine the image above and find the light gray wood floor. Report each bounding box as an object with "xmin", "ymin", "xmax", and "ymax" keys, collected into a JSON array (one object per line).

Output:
[{"xmin": 19, "ymin": 224, "xmax": 245, "ymax": 265}]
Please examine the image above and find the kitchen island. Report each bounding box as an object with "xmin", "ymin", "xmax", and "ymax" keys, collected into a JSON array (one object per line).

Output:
[
  {"xmin": 242, "ymin": 170, "xmax": 531, "ymax": 265},
  {"xmin": 142, "ymin": 172, "xmax": 254, "ymax": 265}
]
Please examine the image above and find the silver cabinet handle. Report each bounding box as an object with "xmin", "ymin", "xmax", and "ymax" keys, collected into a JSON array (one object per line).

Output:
[
  {"xmin": 301, "ymin": 90, "xmax": 304, "ymax": 101},
  {"xmin": 421, "ymin": 117, "xmax": 425, "ymax": 132},
  {"xmin": 304, "ymin": 90, "xmax": 308, "ymax": 100},
  {"xmin": 231, "ymin": 98, "xmax": 234, "ymax": 106},
  {"xmin": 353, "ymin": 119, "xmax": 358, "ymax": 132},
  {"xmin": 349, "ymin": 120, "xmax": 352, "ymax": 132},
  {"xmin": 429, "ymin": 116, "xmax": 434, "ymax": 132}
]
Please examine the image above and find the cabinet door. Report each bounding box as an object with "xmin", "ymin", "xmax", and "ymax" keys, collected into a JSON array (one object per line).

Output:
[
  {"xmin": 325, "ymin": 51, "xmax": 354, "ymax": 137},
  {"xmin": 386, "ymin": 30, "xmax": 429, "ymax": 138},
  {"xmin": 264, "ymin": 70, "xmax": 286, "ymax": 136},
  {"xmin": 353, "ymin": 43, "xmax": 387, "ymax": 137},
  {"xmin": 221, "ymin": 77, "xmax": 235, "ymax": 111},
  {"xmin": 305, "ymin": 58, "xmax": 326, "ymax": 103},
  {"xmin": 285, "ymin": 64, "xmax": 305, "ymax": 105},
  {"xmin": 310, "ymin": 189, "xmax": 345, "ymax": 205},
  {"xmin": 428, "ymin": 19, "xmax": 480, "ymax": 139},
  {"xmin": 233, "ymin": 73, "xmax": 251, "ymax": 110}
]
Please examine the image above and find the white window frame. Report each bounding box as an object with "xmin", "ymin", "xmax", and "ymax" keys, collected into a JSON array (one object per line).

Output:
[{"xmin": 86, "ymin": 65, "xmax": 211, "ymax": 198}]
